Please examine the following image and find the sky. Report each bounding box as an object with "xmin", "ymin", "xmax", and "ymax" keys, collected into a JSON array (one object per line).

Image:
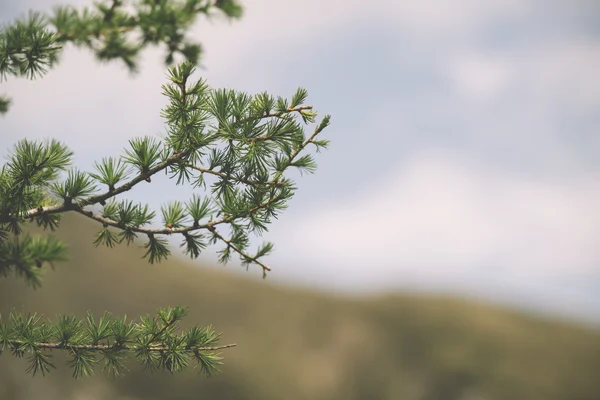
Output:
[{"xmin": 1, "ymin": 0, "xmax": 599, "ymax": 324}]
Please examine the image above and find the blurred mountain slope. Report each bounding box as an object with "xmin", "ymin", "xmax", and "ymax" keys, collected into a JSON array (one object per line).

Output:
[{"xmin": 1, "ymin": 214, "xmax": 599, "ymax": 400}]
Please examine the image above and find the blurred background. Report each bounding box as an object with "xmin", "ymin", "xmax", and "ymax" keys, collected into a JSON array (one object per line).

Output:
[{"xmin": 1, "ymin": 0, "xmax": 600, "ymax": 399}]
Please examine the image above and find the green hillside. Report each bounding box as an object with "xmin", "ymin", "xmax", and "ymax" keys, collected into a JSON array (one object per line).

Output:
[{"xmin": 1, "ymin": 215, "xmax": 599, "ymax": 400}]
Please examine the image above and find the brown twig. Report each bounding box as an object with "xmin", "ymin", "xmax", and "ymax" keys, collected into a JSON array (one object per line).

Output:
[
  {"xmin": 234, "ymin": 105, "xmax": 312, "ymax": 127},
  {"xmin": 207, "ymin": 225, "xmax": 271, "ymax": 273},
  {"xmin": 22, "ymin": 150, "xmax": 190, "ymax": 219},
  {"xmin": 70, "ymin": 190, "xmax": 285, "ymax": 237},
  {"xmin": 183, "ymin": 164, "xmax": 285, "ymax": 187},
  {"xmin": 270, "ymin": 119, "xmax": 325, "ymax": 183}
]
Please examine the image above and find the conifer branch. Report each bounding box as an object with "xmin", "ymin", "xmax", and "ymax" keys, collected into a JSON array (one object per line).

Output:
[
  {"xmin": 6, "ymin": 340, "xmax": 236, "ymax": 352},
  {"xmin": 71, "ymin": 205, "xmax": 227, "ymax": 234},
  {"xmin": 270, "ymin": 114, "xmax": 331, "ymax": 184},
  {"xmin": 55, "ymin": 26, "xmax": 135, "ymax": 43},
  {"xmin": 1, "ymin": 62, "xmax": 330, "ymax": 283},
  {"xmin": 208, "ymin": 225, "xmax": 271, "ymax": 274},
  {"xmin": 238, "ymin": 105, "xmax": 313, "ymax": 126},
  {"xmin": 0, "ymin": 306, "xmax": 234, "ymax": 377},
  {"xmin": 183, "ymin": 164, "xmax": 286, "ymax": 187},
  {"xmin": 22, "ymin": 150, "xmax": 190, "ymax": 219}
]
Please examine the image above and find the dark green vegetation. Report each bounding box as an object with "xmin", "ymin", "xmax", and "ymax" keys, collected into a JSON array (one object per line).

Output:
[{"xmin": 1, "ymin": 215, "xmax": 599, "ymax": 400}]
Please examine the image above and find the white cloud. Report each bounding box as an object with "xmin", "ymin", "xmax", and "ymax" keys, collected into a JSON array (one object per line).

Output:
[
  {"xmin": 444, "ymin": 40, "xmax": 600, "ymax": 110},
  {"xmin": 447, "ymin": 54, "xmax": 515, "ymax": 102},
  {"xmin": 191, "ymin": 0, "xmax": 535, "ymax": 79},
  {"xmin": 272, "ymin": 150, "xmax": 600, "ymax": 280},
  {"xmin": 527, "ymin": 41, "xmax": 600, "ymax": 111}
]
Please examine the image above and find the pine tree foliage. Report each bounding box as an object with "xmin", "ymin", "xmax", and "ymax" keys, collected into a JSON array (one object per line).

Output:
[
  {"xmin": 0, "ymin": 305, "xmax": 232, "ymax": 377},
  {"xmin": 0, "ymin": 0, "xmax": 331, "ymax": 378},
  {"xmin": 0, "ymin": 0, "xmax": 243, "ymax": 113},
  {"xmin": 1, "ymin": 61, "xmax": 330, "ymax": 283}
]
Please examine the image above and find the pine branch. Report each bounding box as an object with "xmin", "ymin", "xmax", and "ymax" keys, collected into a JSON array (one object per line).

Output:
[
  {"xmin": 208, "ymin": 225, "xmax": 271, "ymax": 275},
  {"xmin": 6, "ymin": 340, "xmax": 236, "ymax": 352},
  {"xmin": 1, "ymin": 62, "xmax": 331, "ymax": 282},
  {"xmin": 184, "ymin": 164, "xmax": 285, "ymax": 187},
  {"xmin": 55, "ymin": 25, "xmax": 135, "ymax": 42},
  {"xmin": 271, "ymin": 114, "xmax": 331, "ymax": 183},
  {"xmin": 240, "ymin": 105, "xmax": 313, "ymax": 126},
  {"xmin": 0, "ymin": 306, "xmax": 234, "ymax": 377},
  {"xmin": 16, "ymin": 108, "xmax": 317, "ymax": 220},
  {"xmin": 73, "ymin": 191, "xmax": 287, "ymax": 273},
  {"xmin": 21, "ymin": 150, "xmax": 190, "ymax": 219}
]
